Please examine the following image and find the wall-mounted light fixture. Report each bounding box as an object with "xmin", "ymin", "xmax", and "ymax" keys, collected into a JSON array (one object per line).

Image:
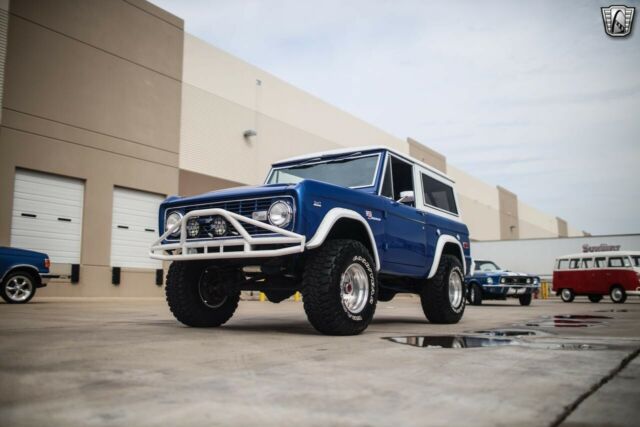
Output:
[{"xmin": 243, "ymin": 129, "xmax": 257, "ymax": 138}]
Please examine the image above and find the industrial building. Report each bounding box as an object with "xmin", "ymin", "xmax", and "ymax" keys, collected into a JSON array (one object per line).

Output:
[{"xmin": 0, "ymin": 0, "xmax": 586, "ymax": 296}]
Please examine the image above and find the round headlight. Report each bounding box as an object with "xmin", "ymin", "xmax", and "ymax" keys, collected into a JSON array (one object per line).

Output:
[
  {"xmin": 186, "ymin": 218, "xmax": 200, "ymax": 238},
  {"xmin": 268, "ymin": 201, "xmax": 292, "ymax": 228},
  {"xmin": 526, "ymin": 278, "xmax": 532, "ymax": 284},
  {"xmin": 165, "ymin": 212, "xmax": 183, "ymax": 237},
  {"xmin": 211, "ymin": 216, "xmax": 227, "ymax": 237},
  {"xmin": 486, "ymin": 277, "xmax": 493, "ymax": 284},
  {"xmin": 500, "ymin": 277, "xmax": 506, "ymax": 284}
]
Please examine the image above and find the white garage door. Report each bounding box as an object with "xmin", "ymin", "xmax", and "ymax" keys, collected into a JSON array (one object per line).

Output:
[
  {"xmin": 110, "ymin": 187, "xmax": 164, "ymax": 269},
  {"xmin": 10, "ymin": 169, "xmax": 84, "ymax": 264}
]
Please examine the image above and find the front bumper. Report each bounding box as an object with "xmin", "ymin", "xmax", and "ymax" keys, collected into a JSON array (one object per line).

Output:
[
  {"xmin": 482, "ymin": 284, "xmax": 539, "ymax": 296},
  {"xmin": 149, "ymin": 207, "xmax": 306, "ymax": 261}
]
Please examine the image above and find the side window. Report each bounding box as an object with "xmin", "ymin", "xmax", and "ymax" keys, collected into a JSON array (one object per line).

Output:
[
  {"xmin": 623, "ymin": 257, "xmax": 632, "ymax": 267},
  {"xmin": 390, "ymin": 156, "xmax": 414, "ymax": 205},
  {"xmin": 569, "ymin": 259, "xmax": 580, "ymax": 269},
  {"xmin": 581, "ymin": 258, "xmax": 593, "ymax": 268},
  {"xmin": 380, "ymin": 159, "xmax": 393, "ymax": 199},
  {"xmin": 608, "ymin": 257, "xmax": 623, "ymax": 267},
  {"xmin": 421, "ymin": 173, "xmax": 458, "ymax": 214},
  {"xmin": 595, "ymin": 257, "xmax": 606, "ymax": 268},
  {"xmin": 557, "ymin": 259, "xmax": 568, "ymax": 269},
  {"xmin": 632, "ymin": 256, "xmax": 640, "ymax": 267}
]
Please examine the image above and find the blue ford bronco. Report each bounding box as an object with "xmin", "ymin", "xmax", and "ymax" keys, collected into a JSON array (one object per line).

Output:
[
  {"xmin": 150, "ymin": 147, "xmax": 471, "ymax": 335},
  {"xmin": 466, "ymin": 260, "xmax": 540, "ymax": 306}
]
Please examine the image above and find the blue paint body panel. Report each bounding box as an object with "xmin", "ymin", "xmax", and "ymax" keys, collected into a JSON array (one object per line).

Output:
[
  {"xmin": 159, "ymin": 148, "xmax": 471, "ymax": 279},
  {"xmin": 465, "ymin": 269, "xmax": 540, "ymax": 298},
  {"xmin": 0, "ymin": 246, "xmax": 49, "ymax": 282}
]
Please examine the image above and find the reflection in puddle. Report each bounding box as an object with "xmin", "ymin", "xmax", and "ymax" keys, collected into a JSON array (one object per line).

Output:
[
  {"xmin": 552, "ymin": 315, "xmax": 612, "ymax": 320},
  {"xmin": 596, "ymin": 309, "xmax": 628, "ymax": 313},
  {"xmin": 523, "ymin": 321, "xmax": 599, "ymax": 328},
  {"xmin": 386, "ymin": 335, "xmax": 515, "ymax": 348},
  {"xmin": 471, "ymin": 329, "xmax": 540, "ymax": 337}
]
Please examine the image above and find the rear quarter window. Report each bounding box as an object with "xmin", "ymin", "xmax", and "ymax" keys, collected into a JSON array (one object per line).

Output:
[
  {"xmin": 608, "ymin": 257, "xmax": 624, "ymax": 267},
  {"xmin": 421, "ymin": 174, "xmax": 458, "ymax": 215}
]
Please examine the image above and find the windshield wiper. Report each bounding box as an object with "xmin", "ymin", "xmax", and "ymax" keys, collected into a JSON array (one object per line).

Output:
[{"xmin": 289, "ymin": 152, "xmax": 364, "ymax": 169}]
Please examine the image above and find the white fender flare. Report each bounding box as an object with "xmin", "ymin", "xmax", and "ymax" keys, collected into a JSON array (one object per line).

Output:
[
  {"xmin": 306, "ymin": 208, "xmax": 381, "ymax": 271},
  {"xmin": 427, "ymin": 235, "xmax": 466, "ymax": 279}
]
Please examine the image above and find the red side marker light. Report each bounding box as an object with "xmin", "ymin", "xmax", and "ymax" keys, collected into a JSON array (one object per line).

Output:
[
  {"xmin": 44, "ymin": 258, "xmax": 50, "ymax": 269},
  {"xmin": 462, "ymin": 242, "xmax": 469, "ymax": 249}
]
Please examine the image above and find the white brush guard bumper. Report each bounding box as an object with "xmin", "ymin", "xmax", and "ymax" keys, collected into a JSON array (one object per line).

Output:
[{"xmin": 149, "ymin": 208, "xmax": 306, "ymax": 261}]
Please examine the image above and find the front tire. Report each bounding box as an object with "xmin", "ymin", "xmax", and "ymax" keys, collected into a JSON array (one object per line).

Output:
[
  {"xmin": 420, "ymin": 255, "xmax": 466, "ymax": 324},
  {"xmin": 560, "ymin": 288, "xmax": 575, "ymax": 303},
  {"xmin": 302, "ymin": 239, "xmax": 377, "ymax": 335},
  {"xmin": 518, "ymin": 293, "xmax": 532, "ymax": 306},
  {"xmin": 610, "ymin": 286, "xmax": 627, "ymax": 304},
  {"xmin": 1, "ymin": 271, "xmax": 37, "ymax": 304},
  {"xmin": 165, "ymin": 261, "xmax": 241, "ymax": 327}
]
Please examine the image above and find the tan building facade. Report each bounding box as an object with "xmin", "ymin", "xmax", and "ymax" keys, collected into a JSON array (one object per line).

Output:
[{"xmin": 0, "ymin": 0, "xmax": 585, "ymax": 296}]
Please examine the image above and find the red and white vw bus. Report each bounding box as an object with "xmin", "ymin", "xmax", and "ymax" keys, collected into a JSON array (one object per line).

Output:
[{"xmin": 553, "ymin": 251, "xmax": 640, "ymax": 303}]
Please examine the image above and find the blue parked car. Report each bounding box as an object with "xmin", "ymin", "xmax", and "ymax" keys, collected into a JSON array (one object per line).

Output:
[
  {"xmin": 0, "ymin": 247, "xmax": 53, "ymax": 303},
  {"xmin": 150, "ymin": 146, "xmax": 471, "ymax": 335},
  {"xmin": 466, "ymin": 260, "xmax": 540, "ymax": 306}
]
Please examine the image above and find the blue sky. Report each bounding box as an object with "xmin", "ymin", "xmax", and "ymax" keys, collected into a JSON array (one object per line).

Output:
[{"xmin": 152, "ymin": 0, "xmax": 640, "ymax": 235}]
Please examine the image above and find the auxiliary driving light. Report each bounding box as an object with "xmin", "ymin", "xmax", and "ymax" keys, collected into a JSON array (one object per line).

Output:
[
  {"xmin": 268, "ymin": 201, "xmax": 292, "ymax": 228},
  {"xmin": 212, "ymin": 216, "xmax": 228, "ymax": 236},
  {"xmin": 165, "ymin": 212, "xmax": 183, "ymax": 237},
  {"xmin": 186, "ymin": 218, "xmax": 200, "ymax": 238}
]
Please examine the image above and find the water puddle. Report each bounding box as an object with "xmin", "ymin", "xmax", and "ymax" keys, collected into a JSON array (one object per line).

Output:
[
  {"xmin": 385, "ymin": 335, "xmax": 611, "ymax": 351},
  {"xmin": 596, "ymin": 309, "xmax": 628, "ymax": 313},
  {"xmin": 551, "ymin": 315, "xmax": 612, "ymax": 320},
  {"xmin": 385, "ymin": 335, "xmax": 516, "ymax": 348},
  {"xmin": 516, "ymin": 314, "xmax": 612, "ymax": 328}
]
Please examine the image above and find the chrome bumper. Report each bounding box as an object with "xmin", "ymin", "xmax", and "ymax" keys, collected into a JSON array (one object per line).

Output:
[{"xmin": 149, "ymin": 208, "xmax": 306, "ymax": 261}]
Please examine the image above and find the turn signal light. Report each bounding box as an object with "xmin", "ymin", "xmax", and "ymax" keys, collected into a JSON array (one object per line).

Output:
[{"xmin": 44, "ymin": 258, "xmax": 50, "ymax": 269}]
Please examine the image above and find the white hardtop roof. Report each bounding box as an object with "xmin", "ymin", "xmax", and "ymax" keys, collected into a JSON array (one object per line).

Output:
[
  {"xmin": 556, "ymin": 251, "xmax": 640, "ymax": 259},
  {"xmin": 272, "ymin": 145, "xmax": 454, "ymax": 183}
]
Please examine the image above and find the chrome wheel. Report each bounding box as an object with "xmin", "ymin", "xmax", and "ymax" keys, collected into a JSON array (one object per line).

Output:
[
  {"xmin": 448, "ymin": 268, "xmax": 464, "ymax": 309},
  {"xmin": 340, "ymin": 263, "xmax": 370, "ymax": 314},
  {"xmin": 561, "ymin": 289, "xmax": 573, "ymax": 302},
  {"xmin": 5, "ymin": 275, "xmax": 33, "ymax": 302}
]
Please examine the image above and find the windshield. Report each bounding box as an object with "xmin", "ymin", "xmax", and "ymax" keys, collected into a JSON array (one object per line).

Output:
[
  {"xmin": 632, "ymin": 256, "xmax": 640, "ymax": 267},
  {"xmin": 475, "ymin": 261, "xmax": 500, "ymax": 272},
  {"xmin": 267, "ymin": 154, "xmax": 380, "ymax": 188}
]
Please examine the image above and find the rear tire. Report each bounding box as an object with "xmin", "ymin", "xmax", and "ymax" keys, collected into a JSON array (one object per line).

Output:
[
  {"xmin": 420, "ymin": 255, "xmax": 466, "ymax": 324},
  {"xmin": 588, "ymin": 294, "xmax": 603, "ymax": 303},
  {"xmin": 165, "ymin": 261, "xmax": 241, "ymax": 327},
  {"xmin": 302, "ymin": 239, "xmax": 377, "ymax": 335},
  {"xmin": 610, "ymin": 286, "xmax": 627, "ymax": 304},
  {"xmin": 518, "ymin": 293, "xmax": 532, "ymax": 306},
  {"xmin": 560, "ymin": 288, "xmax": 575, "ymax": 303},
  {"xmin": 468, "ymin": 283, "xmax": 483, "ymax": 306},
  {"xmin": 0, "ymin": 271, "xmax": 37, "ymax": 304}
]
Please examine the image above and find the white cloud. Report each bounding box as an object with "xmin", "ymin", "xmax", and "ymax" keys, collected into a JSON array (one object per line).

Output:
[{"xmin": 153, "ymin": 0, "xmax": 640, "ymax": 234}]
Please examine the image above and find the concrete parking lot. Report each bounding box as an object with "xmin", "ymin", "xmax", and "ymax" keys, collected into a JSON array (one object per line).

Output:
[{"xmin": 1, "ymin": 296, "xmax": 638, "ymax": 427}]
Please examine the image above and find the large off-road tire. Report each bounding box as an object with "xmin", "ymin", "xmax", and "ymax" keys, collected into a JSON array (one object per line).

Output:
[
  {"xmin": 301, "ymin": 239, "xmax": 377, "ymax": 335},
  {"xmin": 468, "ymin": 283, "xmax": 483, "ymax": 306},
  {"xmin": 1, "ymin": 270, "xmax": 37, "ymax": 304},
  {"xmin": 588, "ymin": 294, "xmax": 603, "ymax": 303},
  {"xmin": 420, "ymin": 255, "xmax": 466, "ymax": 324},
  {"xmin": 610, "ymin": 285, "xmax": 627, "ymax": 304},
  {"xmin": 518, "ymin": 293, "xmax": 532, "ymax": 306},
  {"xmin": 165, "ymin": 261, "xmax": 241, "ymax": 327},
  {"xmin": 560, "ymin": 288, "xmax": 575, "ymax": 303}
]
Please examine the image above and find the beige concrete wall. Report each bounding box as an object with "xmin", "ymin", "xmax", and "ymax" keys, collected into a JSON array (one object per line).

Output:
[
  {"xmin": 178, "ymin": 169, "xmax": 242, "ymax": 197},
  {"xmin": 517, "ymin": 201, "xmax": 558, "ymax": 238},
  {"xmin": 447, "ymin": 165, "xmax": 501, "ymax": 241},
  {"xmin": 180, "ymin": 34, "xmax": 408, "ymax": 184},
  {"xmin": 556, "ymin": 217, "xmax": 568, "ymax": 237},
  {"xmin": 0, "ymin": 0, "xmax": 183, "ymax": 296},
  {"xmin": 407, "ymin": 138, "xmax": 447, "ymax": 173},
  {"xmin": 498, "ymin": 186, "xmax": 519, "ymax": 240}
]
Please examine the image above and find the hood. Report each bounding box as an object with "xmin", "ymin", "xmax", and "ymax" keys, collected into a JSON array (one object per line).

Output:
[
  {"xmin": 475, "ymin": 270, "xmax": 534, "ymax": 277},
  {"xmin": 162, "ymin": 183, "xmax": 296, "ymax": 207},
  {"xmin": 0, "ymin": 246, "xmax": 48, "ymax": 258}
]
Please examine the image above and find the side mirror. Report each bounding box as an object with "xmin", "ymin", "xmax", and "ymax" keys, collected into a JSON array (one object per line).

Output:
[{"xmin": 397, "ymin": 191, "xmax": 415, "ymax": 204}]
